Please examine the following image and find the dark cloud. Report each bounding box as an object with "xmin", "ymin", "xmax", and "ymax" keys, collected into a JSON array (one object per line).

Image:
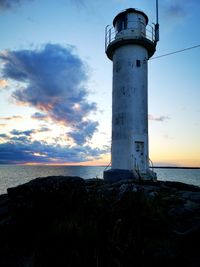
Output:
[
  {"xmin": 10, "ymin": 127, "xmax": 50, "ymax": 137},
  {"xmin": 31, "ymin": 112, "xmax": 48, "ymax": 121},
  {"xmin": 0, "ymin": 44, "xmax": 98, "ymax": 145},
  {"xmin": 165, "ymin": 3, "xmax": 186, "ymax": 18},
  {"xmin": 0, "ymin": 0, "xmax": 87, "ymax": 12},
  {"xmin": 10, "ymin": 135, "xmax": 30, "ymax": 143},
  {"xmin": 163, "ymin": 0, "xmax": 197, "ymax": 20},
  {"xmin": 0, "ymin": 133, "xmax": 8, "ymax": 138},
  {"xmin": 68, "ymin": 120, "xmax": 99, "ymax": 145},
  {"xmin": 0, "ymin": 138, "xmax": 105, "ymax": 164},
  {"xmin": 0, "ymin": 0, "xmax": 32, "ymax": 10},
  {"xmin": 10, "ymin": 129, "xmax": 35, "ymax": 136},
  {"xmin": 148, "ymin": 115, "xmax": 170, "ymax": 122}
]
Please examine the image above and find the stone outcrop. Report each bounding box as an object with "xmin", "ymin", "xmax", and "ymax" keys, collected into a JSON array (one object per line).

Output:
[{"xmin": 0, "ymin": 176, "xmax": 200, "ymax": 267}]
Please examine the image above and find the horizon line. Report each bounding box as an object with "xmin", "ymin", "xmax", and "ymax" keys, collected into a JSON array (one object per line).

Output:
[{"xmin": 0, "ymin": 164, "xmax": 200, "ymax": 169}]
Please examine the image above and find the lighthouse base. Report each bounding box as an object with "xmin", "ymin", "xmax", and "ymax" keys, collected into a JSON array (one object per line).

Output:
[
  {"xmin": 103, "ymin": 169, "xmax": 138, "ymax": 183},
  {"xmin": 103, "ymin": 169, "xmax": 157, "ymax": 183}
]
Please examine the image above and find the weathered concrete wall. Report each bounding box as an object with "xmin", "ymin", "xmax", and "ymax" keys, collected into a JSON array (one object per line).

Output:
[{"xmin": 111, "ymin": 44, "xmax": 149, "ymax": 172}]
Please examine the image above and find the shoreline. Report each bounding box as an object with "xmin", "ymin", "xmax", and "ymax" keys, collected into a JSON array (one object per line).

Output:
[
  {"xmin": 0, "ymin": 167, "xmax": 200, "ymax": 196},
  {"xmin": 153, "ymin": 166, "xmax": 200, "ymax": 169}
]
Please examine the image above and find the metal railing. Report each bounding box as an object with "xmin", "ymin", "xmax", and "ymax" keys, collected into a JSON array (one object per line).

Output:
[
  {"xmin": 149, "ymin": 158, "xmax": 154, "ymax": 172},
  {"xmin": 105, "ymin": 21, "xmax": 155, "ymax": 51},
  {"xmin": 104, "ymin": 161, "xmax": 111, "ymax": 171}
]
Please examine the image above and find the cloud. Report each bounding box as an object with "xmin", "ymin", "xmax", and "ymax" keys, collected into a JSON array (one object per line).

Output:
[
  {"xmin": 31, "ymin": 112, "xmax": 48, "ymax": 121},
  {"xmin": 0, "ymin": 79, "xmax": 8, "ymax": 88},
  {"xmin": 68, "ymin": 120, "xmax": 99, "ymax": 145},
  {"xmin": 163, "ymin": 0, "xmax": 197, "ymax": 20},
  {"xmin": 10, "ymin": 129, "xmax": 35, "ymax": 136},
  {"xmin": 0, "ymin": 43, "xmax": 98, "ymax": 145},
  {"xmin": 39, "ymin": 126, "xmax": 50, "ymax": 132},
  {"xmin": 148, "ymin": 115, "xmax": 170, "ymax": 122},
  {"xmin": 0, "ymin": 133, "xmax": 8, "ymax": 138},
  {"xmin": 10, "ymin": 135, "xmax": 30, "ymax": 143},
  {"xmin": 0, "ymin": 138, "xmax": 105, "ymax": 164},
  {"xmin": 0, "ymin": 115, "xmax": 22, "ymax": 121},
  {"xmin": 10, "ymin": 127, "xmax": 50, "ymax": 137},
  {"xmin": 165, "ymin": 3, "xmax": 186, "ymax": 18},
  {"xmin": 0, "ymin": 0, "xmax": 33, "ymax": 10}
]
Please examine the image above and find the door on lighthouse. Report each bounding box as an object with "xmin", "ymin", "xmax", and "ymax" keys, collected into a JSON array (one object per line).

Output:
[{"xmin": 135, "ymin": 141, "xmax": 145, "ymax": 172}]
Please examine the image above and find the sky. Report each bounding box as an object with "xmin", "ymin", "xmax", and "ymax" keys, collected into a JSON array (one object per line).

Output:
[{"xmin": 0, "ymin": 0, "xmax": 199, "ymax": 167}]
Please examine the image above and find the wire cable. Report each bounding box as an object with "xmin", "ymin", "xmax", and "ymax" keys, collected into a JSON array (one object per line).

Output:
[{"xmin": 150, "ymin": 44, "xmax": 200, "ymax": 60}]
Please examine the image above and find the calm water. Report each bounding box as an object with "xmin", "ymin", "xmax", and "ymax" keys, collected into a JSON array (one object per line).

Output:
[{"xmin": 0, "ymin": 165, "xmax": 200, "ymax": 195}]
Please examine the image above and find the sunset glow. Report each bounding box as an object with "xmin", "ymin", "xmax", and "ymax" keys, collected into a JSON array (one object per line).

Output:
[{"xmin": 0, "ymin": 0, "xmax": 199, "ymax": 167}]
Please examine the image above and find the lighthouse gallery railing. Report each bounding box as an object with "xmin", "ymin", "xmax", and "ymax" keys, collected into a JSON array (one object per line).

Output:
[{"xmin": 105, "ymin": 21, "xmax": 156, "ymax": 51}]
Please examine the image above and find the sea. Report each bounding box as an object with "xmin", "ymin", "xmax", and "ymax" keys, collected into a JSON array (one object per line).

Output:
[{"xmin": 0, "ymin": 165, "xmax": 200, "ymax": 195}]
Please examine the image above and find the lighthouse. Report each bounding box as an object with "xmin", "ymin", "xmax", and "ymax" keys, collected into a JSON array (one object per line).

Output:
[{"xmin": 104, "ymin": 7, "xmax": 159, "ymax": 182}]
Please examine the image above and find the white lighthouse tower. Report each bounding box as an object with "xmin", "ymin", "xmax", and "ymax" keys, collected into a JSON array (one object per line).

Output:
[{"xmin": 104, "ymin": 7, "xmax": 159, "ymax": 182}]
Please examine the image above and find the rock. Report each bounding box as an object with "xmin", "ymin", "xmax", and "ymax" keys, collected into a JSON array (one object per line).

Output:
[
  {"xmin": 0, "ymin": 194, "xmax": 9, "ymax": 218},
  {"xmin": 181, "ymin": 191, "xmax": 200, "ymax": 203},
  {"xmin": 7, "ymin": 176, "xmax": 85, "ymax": 195},
  {"xmin": 0, "ymin": 176, "xmax": 199, "ymax": 267},
  {"xmin": 119, "ymin": 183, "xmax": 133, "ymax": 194},
  {"xmin": 147, "ymin": 191, "xmax": 158, "ymax": 200},
  {"xmin": 184, "ymin": 200, "xmax": 199, "ymax": 211},
  {"xmin": 168, "ymin": 199, "xmax": 199, "ymax": 217},
  {"xmin": 163, "ymin": 181, "xmax": 200, "ymax": 192}
]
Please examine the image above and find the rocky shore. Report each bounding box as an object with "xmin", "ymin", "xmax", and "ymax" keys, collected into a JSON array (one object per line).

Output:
[{"xmin": 0, "ymin": 176, "xmax": 200, "ymax": 267}]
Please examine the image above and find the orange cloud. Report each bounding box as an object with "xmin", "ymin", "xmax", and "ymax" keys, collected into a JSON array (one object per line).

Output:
[{"xmin": 0, "ymin": 79, "xmax": 8, "ymax": 88}]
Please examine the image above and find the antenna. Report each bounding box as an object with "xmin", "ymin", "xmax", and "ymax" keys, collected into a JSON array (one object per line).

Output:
[
  {"xmin": 155, "ymin": 0, "xmax": 160, "ymax": 43},
  {"xmin": 156, "ymin": 0, "xmax": 159, "ymax": 24}
]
